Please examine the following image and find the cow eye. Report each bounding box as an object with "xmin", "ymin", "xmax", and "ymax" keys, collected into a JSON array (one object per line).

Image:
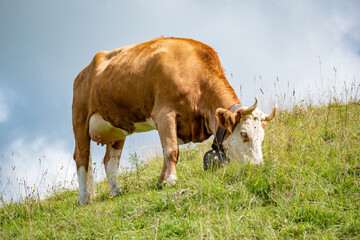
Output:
[{"xmin": 241, "ymin": 131, "xmax": 249, "ymax": 142}]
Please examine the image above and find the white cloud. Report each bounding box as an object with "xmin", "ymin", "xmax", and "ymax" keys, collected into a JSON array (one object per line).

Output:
[
  {"xmin": 197, "ymin": 1, "xmax": 360, "ymax": 110},
  {"xmin": 0, "ymin": 137, "xmax": 77, "ymax": 202},
  {"xmin": 0, "ymin": 134, "xmax": 162, "ymax": 203}
]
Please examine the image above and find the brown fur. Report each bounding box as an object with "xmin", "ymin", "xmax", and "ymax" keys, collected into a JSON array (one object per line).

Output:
[
  {"xmin": 72, "ymin": 37, "xmax": 240, "ymax": 191},
  {"xmin": 215, "ymin": 109, "xmax": 243, "ymax": 133}
]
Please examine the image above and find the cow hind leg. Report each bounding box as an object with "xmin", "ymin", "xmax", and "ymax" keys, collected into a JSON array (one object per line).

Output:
[
  {"xmin": 74, "ymin": 131, "xmax": 92, "ymax": 205},
  {"xmin": 154, "ymin": 110, "xmax": 179, "ymax": 186},
  {"xmin": 87, "ymin": 155, "xmax": 95, "ymax": 196},
  {"xmin": 103, "ymin": 140, "xmax": 125, "ymax": 197}
]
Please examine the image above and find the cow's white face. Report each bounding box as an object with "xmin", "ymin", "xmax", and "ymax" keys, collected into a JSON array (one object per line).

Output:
[
  {"xmin": 223, "ymin": 109, "xmax": 266, "ymax": 164},
  {"xmin": 216, "ymin": 99, "xmax": 275, "ymax": 165}
]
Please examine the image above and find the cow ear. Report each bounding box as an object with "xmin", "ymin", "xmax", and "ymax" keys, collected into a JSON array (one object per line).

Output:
[
  {"xmin": 234, "ymin": 110, "xmax": 242, "ymax": 123},
  {"xmin": 216, "ymin": 108, "xmax": 236, "ymax": 133},
  {"xmin": 261, "ymin": 121, "xmax": 267, "ymax": 129}
]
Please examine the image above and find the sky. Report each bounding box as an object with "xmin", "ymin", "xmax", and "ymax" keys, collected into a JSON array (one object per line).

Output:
[{"xmin": 0, "ymin": 0, "xmax": 359, "ymax": 201}]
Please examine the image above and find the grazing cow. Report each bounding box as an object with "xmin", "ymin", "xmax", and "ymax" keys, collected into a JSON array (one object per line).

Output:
[{"xmin": 72, "ymin": 37, "xmax": 276, "ymax": 205}]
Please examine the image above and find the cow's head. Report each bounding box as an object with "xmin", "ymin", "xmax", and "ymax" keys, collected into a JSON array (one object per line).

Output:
[{"xmin": 216, "ymin": 98, "xmax": 276, "ymax": 164}]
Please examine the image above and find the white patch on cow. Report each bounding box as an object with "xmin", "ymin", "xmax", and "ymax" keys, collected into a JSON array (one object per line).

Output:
[
  {"xmin": 77, "ymin": 166, "xmax": 89, "ymax": 205},
  {"xmin": 167, "ymin": 174, "xmax": 178, "ymax": 186},
  {"xmin": 89, "ymin": 113, "xmax": 128, "ymax": 143},
  {"xmin": 106, "ymin": 147, "xmax": 121, "ymax": 196},
  {"xmin": 89, "ymin": 113, "xmax": 157, "ymax": 144},
  {"xmin": 133, "ymin": 118, "xmax": 157, "ymax": 132},
  {"xmin": 223, "ymin": 109, "xmax": 265, "ymax": 164}
]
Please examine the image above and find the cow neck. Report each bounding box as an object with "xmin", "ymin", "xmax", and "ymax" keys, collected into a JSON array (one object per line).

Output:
[
  {"xmin": 206, "ymin": 100, "xmax": 240, "ymax": 136},
  {"xmin": 199, "ymin": 76, "xmax": 240, "ymax": 135},
  {"xmin": 211, "ymin": 103, "xmax": 242, "ymax": 153}
]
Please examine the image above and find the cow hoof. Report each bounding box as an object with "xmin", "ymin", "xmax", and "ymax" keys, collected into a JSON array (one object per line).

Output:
[
  {"xmin": 109, "ymin": 187, "xmax": 119, "ymax": 198},
  {"xmin": 78, "ymin": 194, "xmax": 90, "ymax": 205},
  {"xmin": 167, "ymin": 174, "xmax": 178, "ymax": 186},
  {"xmin": 157, "ymin": 181, "xmax": 165, "ymax": 187},
  {"xmin": 109, "ymin": 192, "xmax": 117, "ymax": 199}
]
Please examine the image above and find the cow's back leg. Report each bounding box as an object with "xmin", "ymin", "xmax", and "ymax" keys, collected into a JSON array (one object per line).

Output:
[
  {"xmin": 103, "ymin": 140, "xmax": 125, "ymax": 197},
  {"xmin": 153, "ymin": 109, "xmax": 179, "ymax": 186},
  {"xmin": 73, "ymin": 126, "xmax": 93, "ymax": 205},
  {"xmin": 73, "ymin": 83, "xmax": 94, "ymax": 205}
]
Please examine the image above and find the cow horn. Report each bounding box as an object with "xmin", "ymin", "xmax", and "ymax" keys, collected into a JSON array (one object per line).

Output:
[
  {"xmin": 240, "ymin": 97, "xmax": 258, "ymax": 116},
  {"xmin": 264, "ymin": 106, "xmax": 276, "ymax": 121}
]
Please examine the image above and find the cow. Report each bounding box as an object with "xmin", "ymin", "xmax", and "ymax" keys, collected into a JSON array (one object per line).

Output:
[{"xmin": 72, "ymin": 37, "xmax": 276, "ymax": 205}]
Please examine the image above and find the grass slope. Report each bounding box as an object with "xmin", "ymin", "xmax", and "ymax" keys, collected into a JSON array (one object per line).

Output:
[{"xmin": 1, "ymin": 102, "xmax": 359, "ymax": 239}]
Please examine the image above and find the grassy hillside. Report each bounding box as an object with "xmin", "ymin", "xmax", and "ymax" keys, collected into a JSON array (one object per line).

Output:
[{"xmin": 1, "ymin": 102, "xmax": 359, "ymax": 239}]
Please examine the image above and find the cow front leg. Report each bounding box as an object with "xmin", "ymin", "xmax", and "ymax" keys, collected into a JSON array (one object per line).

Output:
[
  {"xmin": 157, "ymin": 161, "xmax": 168, "ymax": 185},
  {"xmin": 103, "ymin": 140, "xmax": 125, "ymax": 197},
  {"xmin": 155, "ymin": 110, "xmax": 179, "ymax": 186}
]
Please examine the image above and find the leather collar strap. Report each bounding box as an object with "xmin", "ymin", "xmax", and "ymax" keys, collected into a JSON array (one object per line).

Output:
[{"xmin": 211, "ymin": 103, "xmax": 242, "ymax": 153}]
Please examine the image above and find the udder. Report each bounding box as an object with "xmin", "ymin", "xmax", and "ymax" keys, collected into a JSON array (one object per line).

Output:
[{"xmin": 89, "ymin": 113, "xmax": 128, "ymax": 146}]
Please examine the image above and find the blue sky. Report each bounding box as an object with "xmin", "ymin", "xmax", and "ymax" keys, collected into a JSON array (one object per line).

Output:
[{"xmin": 0, "ymin": 0, "xmax": 359, "ymax": 201}]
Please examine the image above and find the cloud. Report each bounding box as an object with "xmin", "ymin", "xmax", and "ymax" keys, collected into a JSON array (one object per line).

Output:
[
  {"xmin": 0, "ymin": 137, "xmax": 77, "ymax": 202},
  {"xmin": 0, "ymin": 134, "xmax": 161, "ymax": 202}
]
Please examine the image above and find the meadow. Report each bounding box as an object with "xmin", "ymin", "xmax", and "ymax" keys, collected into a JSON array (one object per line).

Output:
[{"xmin": 1, "ymin": 90, "xmax": 359, "ymax": 239}]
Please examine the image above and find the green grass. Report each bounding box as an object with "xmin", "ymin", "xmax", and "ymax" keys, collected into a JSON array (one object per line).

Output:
[{"xmin": 1, "ymin": 102, "xmax": 359, "ymax": 239}]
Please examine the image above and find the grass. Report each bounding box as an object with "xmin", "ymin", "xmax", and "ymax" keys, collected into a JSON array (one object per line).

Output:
[{"xmin": 1, "ymin": 101, "xmax": 359, "ymax": 239}]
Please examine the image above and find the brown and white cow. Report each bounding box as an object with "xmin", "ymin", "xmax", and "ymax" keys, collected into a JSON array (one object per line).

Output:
[{"xmin": 72, "ymin": 37, "xmax": 275, "ymax": 205}]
